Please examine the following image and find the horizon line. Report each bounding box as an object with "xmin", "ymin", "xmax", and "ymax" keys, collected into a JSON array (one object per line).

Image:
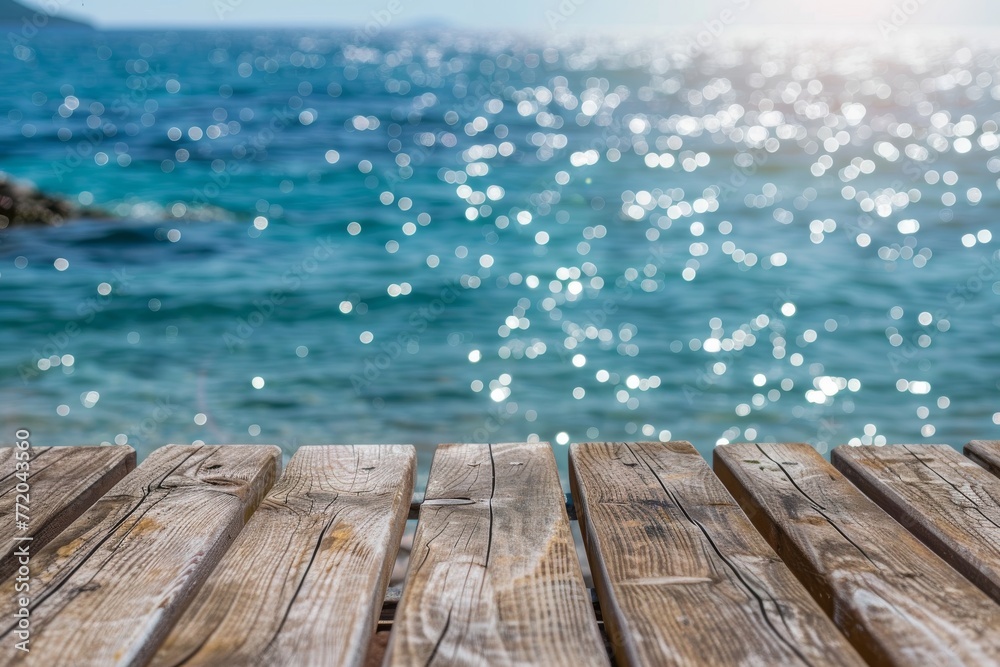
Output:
[{"xmin": 25, "ymin": 21, "xmax": 998, "ymax": 32}]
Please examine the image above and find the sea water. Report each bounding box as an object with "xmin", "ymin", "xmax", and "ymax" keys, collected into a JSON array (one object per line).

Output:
[{"xmin": 2, "ymin": 28, "xmax": 999, "ymax": 483}]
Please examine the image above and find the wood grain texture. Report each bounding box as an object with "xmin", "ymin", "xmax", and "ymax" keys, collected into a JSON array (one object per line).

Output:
[
  {"xmin": 833, "ymin": 444, "xmax": 1000, "ymax": 603},
  {"xmin": 385, "ymin": 442, "xmax": 607, "ymax": 667},
  {"xmin": 0, "ymin": 444, "xmax": 280, "ymax": 667},
  {"xmin": 571, "ymin": 441, "xmax": 864, "ymax": 667},
  {"xmin": 966, "ymin": 440, "xmax": 1000, "ymax": 477},
  {"xmin": 0, "ymin": 446, "xmax": 135, "ymax": 581},
  {"xmin": 715, "ymin": 442, "xmax": 1000, "ymax": 666},
  {"xmin": 151, "ymin": 445, "xmax": 415, "ymax": 667}
]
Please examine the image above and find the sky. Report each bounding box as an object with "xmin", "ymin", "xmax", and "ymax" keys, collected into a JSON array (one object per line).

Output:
[{"xmin": 33, "ymin": 0, "xmax": 998, "ymax": 30}]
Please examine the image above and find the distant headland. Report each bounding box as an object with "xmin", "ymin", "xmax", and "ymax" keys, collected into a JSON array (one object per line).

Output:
[{"xmin": 0, "ymin": 0, "xmax": 91, "ymax": 28}]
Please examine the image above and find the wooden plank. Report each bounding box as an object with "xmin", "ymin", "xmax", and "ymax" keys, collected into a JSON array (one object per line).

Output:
[
  {"xmin": 0, "ymin": 444, "xmax": 280, "ymax": 667},
  {"xmin": 966, "ymin": 440, "xmax": 1000, "ymax": 477},
  {"xmin": 571, "ymin": 441, "xmax": 864, "ymax": 667},
  {"xmin": 715, "ymin": 442, "xmax": 1000, "ymax": 666},
  {"xmin": 151, "ymin": 445, "xmax": 415, "ymax": 667},
  {"xmin": 0, "ymin": 446, "xmax": 135, "ymax": 581},
  {"xmin": 384, "ymin": 442, "xmax": 607, "ymax": 666},
  {"xmin": 833, "ymin": 444, "xmax": 1000, "ymax": 603}
]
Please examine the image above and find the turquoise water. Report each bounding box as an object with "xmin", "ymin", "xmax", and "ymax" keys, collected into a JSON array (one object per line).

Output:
[{"xmin": 2, "ymin": 29, "xmax": 999, "ymax": 481}]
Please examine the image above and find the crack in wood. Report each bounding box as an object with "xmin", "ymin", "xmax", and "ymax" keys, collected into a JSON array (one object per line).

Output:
[
  {"xmin": 485, "ymin": 443, "xmax": 496, "ymax": 568},
  {"xmin": 262, "ymin": 498, "xmax": 342, "ymax": 656},
  {"xmin": 901, "ymin": 445, "xmax": 1000, "ymax": 533},
  {"xmin": 423, "ymin": 609, "xmax": 452, "ymax": 667},
  {"xmin": 629, "ymin": 444, "xmax": 815, "ymax": 667},
  {"xmin": 0, "ymin": 447, "xmax": 204, "ymax": 641},
  {"xmin": 757, "ymin": 445, "xmax": 879, "ymax": 569},
  {"xmin": 0, "ymin": 447, "xmax": 56, "ymax": 493}
]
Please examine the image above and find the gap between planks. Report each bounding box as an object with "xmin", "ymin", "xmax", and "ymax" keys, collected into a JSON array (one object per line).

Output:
[
  {"xmin": 0, "ymin": 445, "xmax": 135, "ymax": 582},
  {"xmin": 0, "ymin": 444, "xmax": 280, "ymax": 667},
  {"xmin": 572, "ymin": 441, "xmax": 864, "ymax": 667},
  {"xmin": 151, "ymin": 444, "xmax": 415, "ymax": 667},
  {"xmin": 716, "ymin": 442, "xmax": 1000, "ymax": 667},
  {"xmin": 833, "ymin": 443, "xmax": 1000, "ymax": 604}
]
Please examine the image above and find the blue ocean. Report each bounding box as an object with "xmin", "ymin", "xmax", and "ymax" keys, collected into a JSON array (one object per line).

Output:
[{"xmin": 2, "ymin": 28, "xmax": 998, "ymax": 481}]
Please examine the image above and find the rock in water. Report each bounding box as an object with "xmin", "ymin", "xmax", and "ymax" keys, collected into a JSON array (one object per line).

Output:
[{"xmin": 0, "ymin": 174, "xmax": 95, "ymax": 227}]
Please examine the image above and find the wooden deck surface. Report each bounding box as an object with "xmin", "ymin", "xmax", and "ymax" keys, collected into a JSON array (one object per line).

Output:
[
  {"xmin": 0, "ymin": 445, "xmax": 135, "ymax": 581},
  {"xmin": 152, "ymin": 445, "xmax": 414, "ymax": 667},
  {"xmin": 571, "ymin": 441, "xmax": 862, "ymax": 666},
  {"xmin": 384, "ymin": 442, "xmax": 606, "ymax": 666},
  {"xmin": 3, "ymin": 439, "xmax": 1000, "ymax": 665},
  {"xmin": 715, "ymin": 442, "xmax": 1000, "ymax": 665},
  {"xmin": 832, "ymin": 443, "xmax": 1000, "ymax": 604},
  {"xmin": 0, "ymin": 445, "xmax": 279, "ymax": 667}
]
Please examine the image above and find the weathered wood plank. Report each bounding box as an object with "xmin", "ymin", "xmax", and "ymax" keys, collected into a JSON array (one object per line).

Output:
[
  {"xmin": 0, "ymin": 444, "xmax": 280, "ymax": 667},
  {"xmin": 571, "ymin": 441, "xmax": 864, "ymax": 667},
  {"xmin": 966, "ymin": 440, "xmax": 1000, "ymax": 477},
  {"xmin": 385, "ymin": 442, "xmax": 607, "ymax": 666},
  {"xmin": 151, "ymin": 445, "xmax": 415, "ymax": 667},
  {"xmin": 715, "ymin": 442, "xmax": 1000, "ymax": 666},
  {"xmin": 833, "ymin": 444, "xmax": 1000, "ymax": 603},
  {"xmin": 0, "ymin": 446, "xmax": 135, "ymax": 581}
]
